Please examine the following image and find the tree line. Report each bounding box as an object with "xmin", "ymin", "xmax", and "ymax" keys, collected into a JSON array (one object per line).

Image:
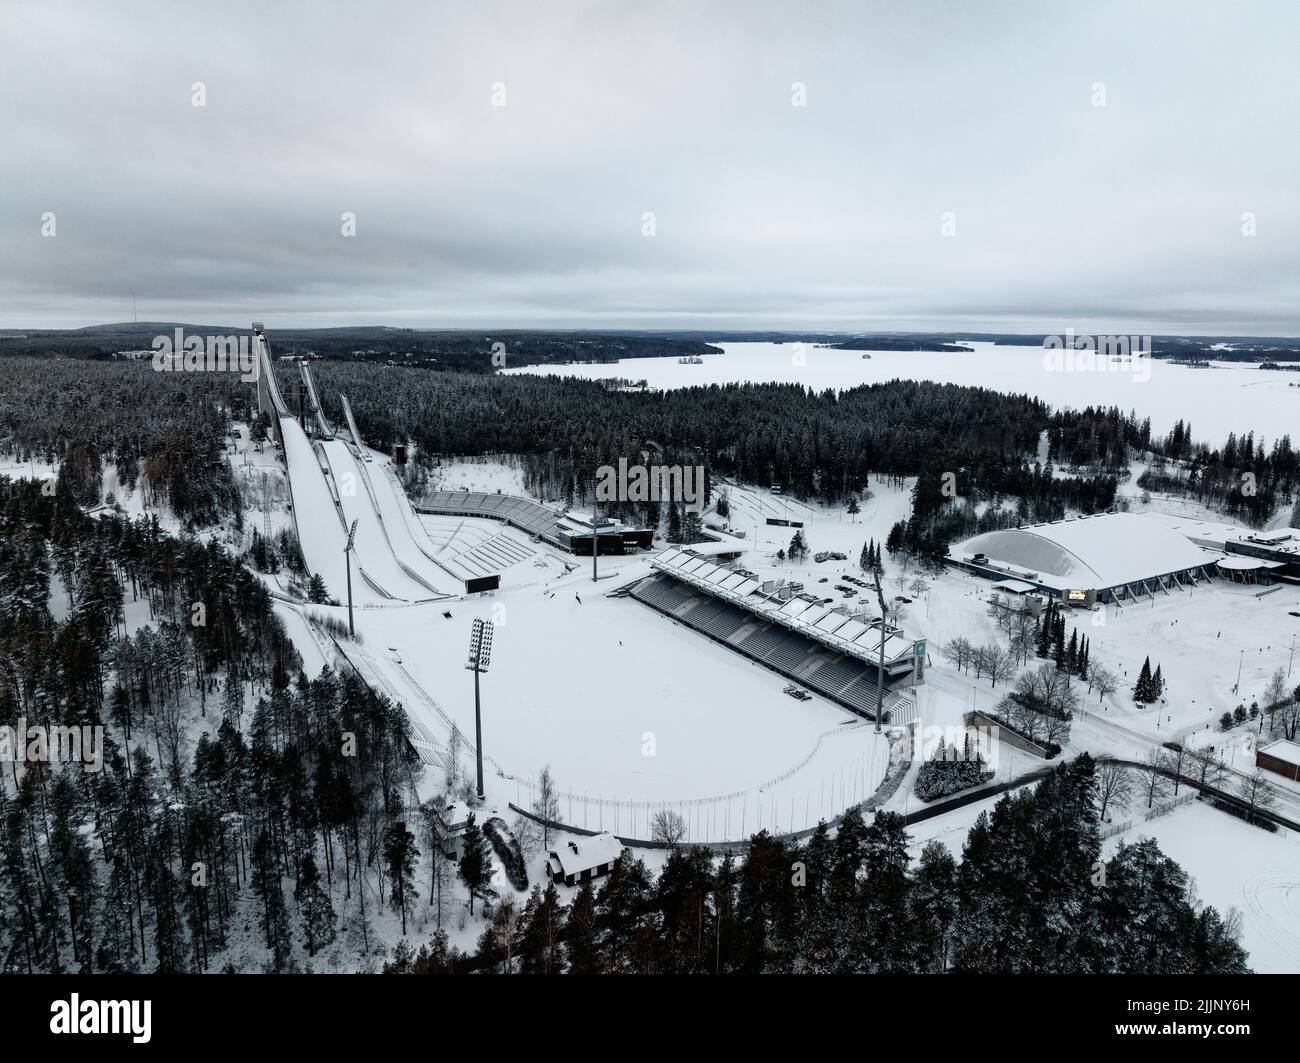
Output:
[{"xmin": 391, "ymin": 756, "xmax": 1249, "ymax": 974}]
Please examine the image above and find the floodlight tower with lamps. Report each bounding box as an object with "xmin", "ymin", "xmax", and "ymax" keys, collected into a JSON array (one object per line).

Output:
[
  {"xmin": 343, "ymin": 519, "xmax": 359, "ymax": 636},
  {"xmin": 467, "ymin": 618, "xmax": 494, "ymax": 802},
  {"xmin": 587, "ymin": 476, "xmax": 599, "ymax": 583}
]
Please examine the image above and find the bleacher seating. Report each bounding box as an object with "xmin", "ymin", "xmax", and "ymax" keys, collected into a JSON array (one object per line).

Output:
[
  {"xmin": 765, "ymin": 635, "xmax": 818, "ymax": 673},
  {"xmin": 420, "ymin": 490, "xmax": 563, "ymax": 542},
  {"xmin": 805, "ymin": 655, "xmax": 867, "ymax": 693},
  {"xmin": 736, "ymin": 624, "xmax": 788, "ymax": 660},
  {"xmin": 631, "ymin": 571, "xmax": 897, "ymax": 719}
]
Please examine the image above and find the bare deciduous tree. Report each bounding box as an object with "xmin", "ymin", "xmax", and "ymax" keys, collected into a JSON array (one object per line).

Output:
[
  {"xmin": 1139, "ymin": 749, "xmax": 1170, "ymax": 809},
  {"xmin": 943, "ymin": 636, "xmax": 973, "ymax": 673},
  {"xmin": 532, "ymin": 765, "xmax": 561, "ymax": 850},
  {"xmin": 1237, "ymin": 769, "xmax": 1277, "ymax": 826},
  {"xmin": 651, "ymin": 808, "xmax": 688, "ymax": 848},
  {"xmin": 1188, "ymin": 745, "xmax": 1220, "ymax": 790},
  {"xmin": 983, "ymin": 645, "xmax": 1016, "ymax": 689},
  {"xmin": 1014, "ymin": 662, "xmax": 1079, "ymax": 719},
  {"xmin": 1165, "ymin": 742, "xmax": 1191, "ymax": 795},
  {"xmin": 1096, "ymin": 761, "xmax": 1132, "ymax": 821},
  {"xmin": 1091, "ymin": 666, "xmax": 1119, "ymax": 706}
]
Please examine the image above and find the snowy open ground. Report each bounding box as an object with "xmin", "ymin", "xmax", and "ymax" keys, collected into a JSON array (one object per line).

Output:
[
  {"xmin": 340, "ymin": 576, "xmax": 892, "ymax": 843},
  {"xmin": 427, "ymin": 456, "xmax": 529, "ymax": 497},
  {"xmin": 918, "ymin": 563, "xmax": 1300, "ymax": 747},
  {"xmin": 508, "ymin": 340, "xmax": 1300, "ymax": 445},
  {"xmin": 1112, "ymin": 803, "xmax": 1300, "ymax": 974}
]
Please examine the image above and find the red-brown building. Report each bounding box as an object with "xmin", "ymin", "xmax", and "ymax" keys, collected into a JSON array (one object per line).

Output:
[{"xmin": 1256, "ymin": 739, "xmax": 1300, "ymax": 782}]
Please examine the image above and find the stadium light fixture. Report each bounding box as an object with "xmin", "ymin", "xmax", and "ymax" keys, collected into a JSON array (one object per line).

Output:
[
  {"xmin": 468, "ymin": 616, "xmax": 493, "ymax": 672},
  {"xmin": 343, "ymin": 519, "xmax": 358, "ymax": 636},
  {"xmin": 467, "ymin": 617, "xmax": 495, "ymax": 801}
]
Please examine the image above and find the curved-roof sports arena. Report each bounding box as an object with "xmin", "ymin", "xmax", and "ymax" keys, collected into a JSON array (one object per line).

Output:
[{"xmin": 947, "ymin": 512, "xmax": 1221, "ymax": 605}]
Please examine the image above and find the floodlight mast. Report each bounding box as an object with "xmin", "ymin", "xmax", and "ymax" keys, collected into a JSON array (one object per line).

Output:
[
  {"xmin": 588, "ymin": 477, "xmax": 599, "ymax": 583},
  {"xmin": 344, "ymin": 519, "xmax": 358, "ymax": 636},
  {"xmin": 467, "ymin": 618, "xmax": 493, "ymax": 801}
]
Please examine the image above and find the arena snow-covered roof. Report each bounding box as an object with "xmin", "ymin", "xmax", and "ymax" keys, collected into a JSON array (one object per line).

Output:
[{"xmin": 953, "ymin": 512, "xmax": 1216, "ymax": 591}]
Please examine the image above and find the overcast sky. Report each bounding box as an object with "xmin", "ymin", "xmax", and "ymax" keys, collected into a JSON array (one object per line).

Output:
[{"xmin": 2, "ymin": 0, "xmax": 1297, "ymax": 333}]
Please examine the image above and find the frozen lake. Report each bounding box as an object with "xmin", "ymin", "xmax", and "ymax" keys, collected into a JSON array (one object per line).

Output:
[{"xmin": 507, "ymin": 341, "xmax": 1300, "ymax": 447}]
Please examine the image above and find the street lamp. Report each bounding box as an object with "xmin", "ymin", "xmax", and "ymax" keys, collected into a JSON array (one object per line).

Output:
[
  {"xmin": 467, "ymin": 618, "xmax": 494, "ymax": 802},
  {"xmin": 343, "ymin": 519, "xmax": 358, "ymax": 636}
]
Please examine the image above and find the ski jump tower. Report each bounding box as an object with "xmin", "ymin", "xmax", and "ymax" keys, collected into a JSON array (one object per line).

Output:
[{"xmin": 253, "ymin": 322, "xmax": 289, "ymax": 450}]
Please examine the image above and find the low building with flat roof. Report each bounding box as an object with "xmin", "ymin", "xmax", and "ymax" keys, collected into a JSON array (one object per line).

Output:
[{"xmin": 1257, "ymin": 739, "xmax": 1300, "ymax": 782}]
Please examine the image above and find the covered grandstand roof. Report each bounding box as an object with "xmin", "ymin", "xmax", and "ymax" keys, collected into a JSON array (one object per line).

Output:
[
  {"xmin": 952, "ymin": 512, "xmax": 1216, "ymax": 591},
  {"xmin": 647, "ymin": 547, "xmax": 916, "ymax": 667}
]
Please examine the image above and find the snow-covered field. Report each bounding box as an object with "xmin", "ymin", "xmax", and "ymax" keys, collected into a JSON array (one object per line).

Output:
[
  {"xmin": 508, "ymin": 341, "xmax": 1300, "ymax": 445},
  {"xmin": 1105, "ymin": 802, "xmax": 1300, "ymax": 974},
  {"xmin": 918, "ymin": 562, "xmax": 1300, "ymax": 748},
  {"xmin": 342, "ymin": 575, "xmax": 893, "ymax": 843},
  {"xmin": 427, "ymin": 456, "xmax": 529, "ymax": 497}
]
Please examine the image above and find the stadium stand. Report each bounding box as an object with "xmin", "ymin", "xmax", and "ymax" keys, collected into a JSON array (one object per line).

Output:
[{"xmin": 630, "ymin": 569, "xmax": 907, "ymax": 719}]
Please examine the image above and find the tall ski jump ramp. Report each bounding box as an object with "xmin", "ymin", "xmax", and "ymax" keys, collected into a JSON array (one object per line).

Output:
[{"xmin": 255, "ymin": 324, "xmax": 455, "ymax": 603}]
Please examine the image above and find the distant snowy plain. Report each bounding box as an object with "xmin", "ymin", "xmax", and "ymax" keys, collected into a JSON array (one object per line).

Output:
[{"xmin": 508, "ymin": 341, "xmax": 1300, "ymax": 445}]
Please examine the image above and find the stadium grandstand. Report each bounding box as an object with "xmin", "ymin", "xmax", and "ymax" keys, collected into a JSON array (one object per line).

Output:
[
  {"xmin": 947, "ymin": 512, "xmax": 1222, "ymax": 606},
  {"xmin": 418, "ymin": 490, "xmax": 653, "ymax": 555},
  {"xmin": 632, "ymin": 547, "xmax": 923, "ymax": 721}
]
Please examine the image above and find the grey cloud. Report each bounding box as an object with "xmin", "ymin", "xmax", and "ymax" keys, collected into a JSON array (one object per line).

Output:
[{"xmin": 1, "ymin": 0, "xmax": 1296, "ymax": 332}]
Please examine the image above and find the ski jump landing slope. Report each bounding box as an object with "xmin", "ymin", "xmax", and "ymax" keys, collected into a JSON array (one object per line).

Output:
[
  {"xmin": 320, "ymin": 439, "xmax": 451, "ymax": 599},
  {"xmin": 338, "ymin": 391, "xmax": 457, "ymax": 586},
  {"xmin": 281, "ymin": 417, "xmax": 393, "ymax": 606}
]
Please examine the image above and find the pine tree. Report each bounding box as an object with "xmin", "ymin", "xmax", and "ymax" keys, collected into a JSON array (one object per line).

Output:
[
  {"xmin": 221, "ymin": 670, "xmax": 244, "ymax": 730},
  {"xmin": 297, "ymin": 855, "xmax": 337, "ymax": 956},
  {"xmin": 307, "ymin": 573, "xmax": 329, "ymax": 603},
  {"xmin": 912, "ymin": 840, "xmax": 959, "ymax": 972},
  {"xmin": 384, "ymin": 820, "xmax": 420, "ymax": 936},
  {"xmin": 565, "ymin": 879, "xmax": 599, "ymax": 974},
  {"xmin": 861, "ymin": 812, "xmax": 914, "ymax": 973},
  {"xmin": 517, "ymin": 882, "xmax": 566, "ymax": 974},
  {"xmin": 789, "ymin": 529, "xmax": 808, "ymax": 563},
  {"xmin": 666, "ymin": 501, "xmax": 682, "ymax": 544},
  {"xmin": 1034, "ymin": 614, "xmax": 1051, "ymax": 658},
  {"xmin": 1134, "ymin": 657, "xmax": 1154, "ymax": 703},
  {"xmin": 96, "ymin": 858, "xmax": 140, "ymax": 973},
  {"xmin": 594, "ymin": 851, "xmax": 650, "ymax": 974},
  {"xmin": 251, "ymin": 829, "xmax": 293, "ymax": 972},
  {"xmin": 458, "ymin": 813, "xmax": 491, "ymax": 916},
  {"xmin": 682, "ymin": 508, "xmax": 703, "ymax": 544}
]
